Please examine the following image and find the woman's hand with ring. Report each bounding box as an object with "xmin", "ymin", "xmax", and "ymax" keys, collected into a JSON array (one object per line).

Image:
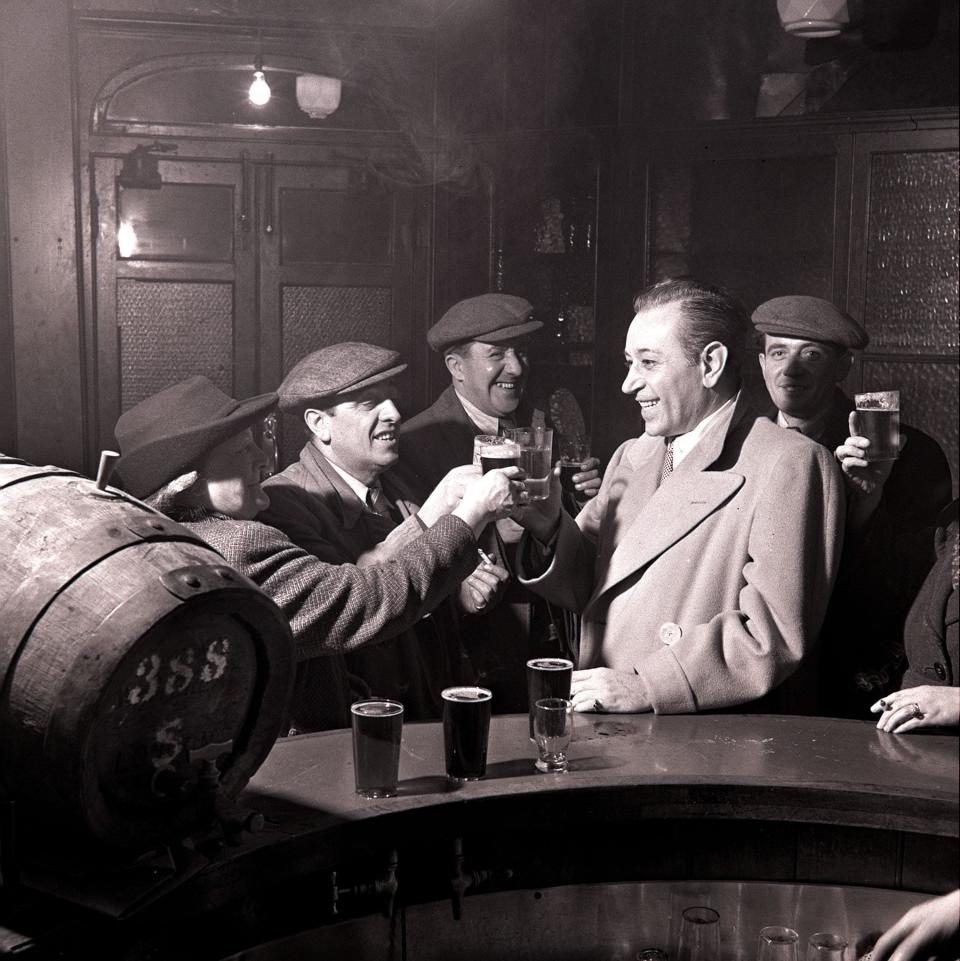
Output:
[{"xmin": 870, "ymin": 685, "xmax": 960, "ymax": 733}]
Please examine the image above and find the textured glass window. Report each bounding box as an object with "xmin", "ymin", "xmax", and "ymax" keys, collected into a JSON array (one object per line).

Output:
[
  {"xmin": 864, "ymin": 151, "xmax": 959, "ymax": 354},
  {"xmin": 280, "ymin": 187, "xmax": 392, "ymax": 265},
  {"xmin": 117, "ymin": 184, "xmax": 234, "ymax": 262}
]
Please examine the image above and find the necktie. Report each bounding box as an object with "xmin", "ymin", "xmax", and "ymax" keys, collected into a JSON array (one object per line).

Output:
[
  {"xmin": 659, "ymin": 438, "xmax": 675, "ymax": 485},
  {"xmin": 366, "ymin": 485, "xmax": 393, "ymax": 518},
  {"xmin": 498, "ymin": 417, "xmax": 517, "ymax": 435}
]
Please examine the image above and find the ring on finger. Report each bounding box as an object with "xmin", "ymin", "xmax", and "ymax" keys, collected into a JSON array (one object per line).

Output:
[
  {"xmin": 593, "ymin": 698, "xmax": 604, "ymax": 713},
  {"xmin": 910, "ymin": 702, "xmax": 924, "ymax": 720}
]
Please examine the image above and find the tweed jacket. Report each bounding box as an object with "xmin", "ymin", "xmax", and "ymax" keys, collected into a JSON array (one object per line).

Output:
[
  {"xmin": 519, "ymin": 395, "xmax": 846, "ymax": 714},
  {"xmin": 170, "ymin": 507, "xmax": 477, "ymax": 731},
  {"xmin": 261, "ymin": 445, "xmax": 469, "ymax": 719}
]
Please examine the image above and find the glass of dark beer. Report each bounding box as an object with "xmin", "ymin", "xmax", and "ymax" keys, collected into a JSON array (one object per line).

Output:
[
  {"xmin": 854, "ymin": 390, "xmax": 900, "ymax": 462},
  {"xmin": 534, "ymin": 697, "xmax": 573, "ymax": 773},
  {"xmin": 526, "ymin": 657, "xmax": 573, "ymax": 739},
  {"xmin": 558, "ymin": 438, "xmax": 591, "ymax": 494},
  {"xmin": 441, "ymin": 686, "xmax": 493, "ymax": 782},
  {"xmin": 474, "ymin": 435, "xmax": 521, "ymax": 473},
  {"xmin": 350, "ymin": 698, "xmax": 404, "ymax": 798}
]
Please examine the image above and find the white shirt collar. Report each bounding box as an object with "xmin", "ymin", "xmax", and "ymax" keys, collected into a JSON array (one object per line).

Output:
[
  {"xmin": 454, "ymin": 388, "xmax": 500, "ymax": 435},
  {"xmin": 671, "ymin": 392, "xmax": 739, "ymax": 468},
  {"xmin": 326, "ymin": 459, "xmax": 375, "ymax": 504}
]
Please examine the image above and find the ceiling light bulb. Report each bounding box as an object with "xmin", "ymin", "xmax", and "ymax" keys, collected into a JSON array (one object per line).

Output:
[{"xmin": 249, "ymin": 69, "xmax": 271, "ymax": 106}]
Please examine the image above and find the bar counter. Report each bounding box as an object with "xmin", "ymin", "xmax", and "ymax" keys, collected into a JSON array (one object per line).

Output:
[{"xmin": 134, "ymin": 712, "xmax": 958, "ymax": 959}]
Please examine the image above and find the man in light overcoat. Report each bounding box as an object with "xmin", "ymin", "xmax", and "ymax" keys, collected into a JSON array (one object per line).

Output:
[{"xmin": 517, "ymin": 278, "xmax": 846, "ymax": 714}]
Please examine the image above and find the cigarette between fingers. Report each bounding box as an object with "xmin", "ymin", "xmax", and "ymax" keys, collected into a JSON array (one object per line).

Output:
[{"xmin": 477, "ymin": 548, "xmax": 494, "ymax": 566}]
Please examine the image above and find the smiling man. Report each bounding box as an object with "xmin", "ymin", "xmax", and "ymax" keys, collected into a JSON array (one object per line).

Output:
[
  {"xmin": 516, "ymin": 278, "xmax": 845, "ymax": 715},
  {"xmin": 261, "ymin": 342, "xmax": 512, "ymax": 721},
  {"xmin": 399, "ymin": 294, "xmax": 600, "ymax": 710}
]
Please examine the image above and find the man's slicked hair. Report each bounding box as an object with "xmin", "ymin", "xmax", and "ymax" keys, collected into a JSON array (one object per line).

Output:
[{"xmin": 632, "ymin": 278, "xmax": 750, "ymax": 379}]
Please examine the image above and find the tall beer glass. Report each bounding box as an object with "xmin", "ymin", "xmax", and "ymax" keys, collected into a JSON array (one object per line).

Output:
[{"xmin": 854, "ymin": 390, "xmax": 900, "ymax": 462}]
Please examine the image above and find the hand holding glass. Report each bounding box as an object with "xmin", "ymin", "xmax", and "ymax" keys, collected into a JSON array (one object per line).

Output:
[
  {"xmin": 506, "ymin": 426, "xmax": 553, "ymax": 500},
  {"xmin": 854, "ymin": 390, "xmax": 899, "ymax": 462},
  {"xmin": 559, "ymin": 437, "xmax": 591, "ymax": 494},
  {"xmin": 474, "ymin": 434, "xmax": 520, "ymax": 472}
]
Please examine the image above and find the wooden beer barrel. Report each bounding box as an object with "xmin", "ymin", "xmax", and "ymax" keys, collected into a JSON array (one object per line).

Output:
[{"xmin": 0, "ymin": 457, "xmax": 294, "ymax": 848}]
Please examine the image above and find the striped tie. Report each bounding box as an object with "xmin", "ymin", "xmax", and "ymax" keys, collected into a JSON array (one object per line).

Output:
[
  {"xmin": 659, "ymin": 438, "xmax": 675, "ymax": 485},
  {"xmin": 366, "ymin": 485, "xmax": 392, "ymax": 518}
]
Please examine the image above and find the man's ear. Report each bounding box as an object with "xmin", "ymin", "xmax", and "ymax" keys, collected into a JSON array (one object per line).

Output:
[
  {"xmin": 444, "ymin": 351, "xmax": 464, "ymax": 383},
  {"xmin": 700, "ymin": 341, "xmax": 729, "ymax": 389},
  {"xmin": 304, "ymin": 408, "xmax": 331, "ymax": 443},
  {"xmin": 836, "ymin": 351, "xmax": 854, "ymax": 384}
]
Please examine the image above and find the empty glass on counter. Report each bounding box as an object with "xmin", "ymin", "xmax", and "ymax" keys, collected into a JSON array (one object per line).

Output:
[
  {"xmin": 350, "ymin": 698, "xmax": 404, "ymax": 799},
  {"xmin": 758, "ymin": 925, "xmax": 800, "ymax": 961},
  {"xmin": 533, "ymin": 697, "xmax": 573, "ymax": 773},
  {"xmin": 807, "ymin": 932, "xmax": 848, "ymax": 959},
  {"xmin": 677, "ymin": 905, "xmax": 721, "ymax": 961},
  {"xmin": 442, "ymin": 686, "xmax": 493, "ymax": 782}
]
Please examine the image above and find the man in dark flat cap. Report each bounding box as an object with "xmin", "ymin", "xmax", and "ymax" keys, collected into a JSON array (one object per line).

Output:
[
  {"xmin": 261, "ymin": 342, "xmax": 515, "ymax": 721},
  {"xmin": 398, "ymin": 293, "xmax": 601, "ymax": 711},
  {"xmin": 753, "ymin": 294, "xmax": 952, "ymax": 716}
]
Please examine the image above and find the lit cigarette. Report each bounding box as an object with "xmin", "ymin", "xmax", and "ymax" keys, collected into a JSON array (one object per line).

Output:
[{"xmin": 477, "ymin": 548, "xmax": 495, "ymax": 566}]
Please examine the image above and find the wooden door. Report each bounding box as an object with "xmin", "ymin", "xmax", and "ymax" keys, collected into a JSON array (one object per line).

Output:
[{"xmin": 255, "ymin": 159, "xmax": 416, "ymax": 469}]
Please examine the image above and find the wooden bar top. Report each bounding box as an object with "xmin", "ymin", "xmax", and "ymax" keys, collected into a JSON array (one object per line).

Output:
[{"xmin": 243, "ymin": 712, "xmax": 959, "ymax": 838}]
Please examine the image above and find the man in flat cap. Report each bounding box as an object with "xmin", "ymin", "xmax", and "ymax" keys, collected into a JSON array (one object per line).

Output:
[
  {"xmin": 261, "ymin": 342, "xmax": 515, "ymax": 721},
  {"xmin": 398, "ymin": 294, "xmax": 601, "ymax": 711},
  {"xmin": 114, "ymin": 375, "xmax": 520, "ymax": 734},
  {"xmin": 753, "ymin": 294, "xmax": 952, "ymax": 715}
]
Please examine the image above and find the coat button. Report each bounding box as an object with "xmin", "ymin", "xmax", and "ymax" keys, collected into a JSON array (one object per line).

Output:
[
  {"xmin": 934, "ymin": 662, "xmax": 947, "ymax": 680},
  {"xmin": 659, "ymin": 622, "xmax": 682, "ymax": 645}
]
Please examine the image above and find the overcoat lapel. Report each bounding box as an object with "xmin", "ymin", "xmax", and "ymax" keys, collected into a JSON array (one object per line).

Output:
[{"xmin": 590, "ymin": 396, "xmax": 751, "ymax": 605}]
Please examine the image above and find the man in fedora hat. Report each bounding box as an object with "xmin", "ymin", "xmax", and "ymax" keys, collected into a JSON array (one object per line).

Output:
[
  {"xmin": 398, "ymin": 294, "xmax": 601, "ymax": 711},
  {"xmin": 260, "ymin": 342, "xmax": 512, "ymax": 720},
  {"xmin": 114, "ymin": 375, "xmax": 523, "ymax": 732},
  {"xmin": 752, "ymin": 294, "xmax": 952, "ymax": 716}
]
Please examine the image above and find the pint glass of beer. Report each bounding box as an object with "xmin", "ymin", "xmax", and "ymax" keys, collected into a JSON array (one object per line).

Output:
[
  {"xmin": 350, "ymin": 699, "xmax": 404, "ymax": 798},
  {"xmin": 526, "ymin": 657, "xmax": 573, "ymax": 739},
  {"xmin": 474, "ymin": 435, "xmax": 520, "ymax": 473},
  {"xmin": 854, "ymin": 390, "xmax": 900, "ymax": 462},
  {"xmin": 441, "ymin": 686, "xmax": 493, "ymax": 782}
]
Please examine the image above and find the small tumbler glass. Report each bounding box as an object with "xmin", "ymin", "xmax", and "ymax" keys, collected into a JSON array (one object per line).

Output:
[
  {"xmin": 534, "ymin": 697, "xmax": 572, "ymax": 773},
  {"xmin": 806, "ymin": 932, "xmax": 848, "ymax": 960},
  {"xmin": 758, "ymin": 925, "xmax": 800, "ymax": 961}
]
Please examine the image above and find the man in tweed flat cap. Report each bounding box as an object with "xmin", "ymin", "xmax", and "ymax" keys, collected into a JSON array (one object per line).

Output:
[
  {"xmin": 752, "ymin": 294, "xmax": 952, "ymax": 716},
  {"xmin": 114, "ymin": 375, "xmax": 521, "ymax": 733},
  {"xmin": 261, "ymin": 342, "xmax": 519, "ymax": 720},
  {"xmin": 398, "ymin": 294, "xmax": 601, "ymax": 711}
]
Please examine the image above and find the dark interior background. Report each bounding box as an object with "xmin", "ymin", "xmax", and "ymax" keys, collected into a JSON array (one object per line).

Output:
[{"xmin": 1, "ymin": 0, "xmax": 957, "ymax": 490}]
